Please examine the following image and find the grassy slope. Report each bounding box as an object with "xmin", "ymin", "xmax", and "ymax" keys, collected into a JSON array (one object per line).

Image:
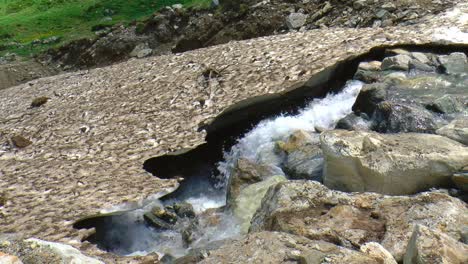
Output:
[{"xmin": 0, "ymin": 0, "xmax": 210, "ymax": 57}]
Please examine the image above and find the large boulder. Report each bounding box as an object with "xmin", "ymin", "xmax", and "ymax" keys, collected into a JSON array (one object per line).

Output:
[
  {"xmin": 403, "ymin": 225, "xmax": 468, "ymax": 264},
  {"xmin": 233, "ymin": 175, "xmax": 286, "ymax": 233},
  {"xmin": 250, "ymin": 181, "xmax": 468, "ymax": 262},
  {"xmin": 436, "ymin": 116, "xmax": 468, "ymax": 145},
  {"xmin": 320, "ymin": 130, "xmax": 468, "ymax": 195},
  {"xmin": 275, "ymin": 130, "xmax": 323, "ymax": 181},
  {"xmin": 426, "ymin": 94, "xmax": 464, "ymax": 114},
  {"xmin": 437, "ymin": 52, "xmax": 468, "ymax": 75},
  {"xmin": 352, "ymin": 82, "xmax": 387, "ymax": 116},
  {"xmin": 381, "ymin": 54, "xmax": 411, "ymax": 71},
  {"xmin": 200, "ymin": 231, "xmax": 391, "ymax": 264},
  {"xmin": 372, "ymin": 101, "xmax": 439, "ymax": 133}
]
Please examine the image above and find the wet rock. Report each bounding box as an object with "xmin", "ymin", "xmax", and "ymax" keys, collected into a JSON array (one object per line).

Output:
[
  {"xmin": 10, "ymin": 135, "xmax": 32, "ymax": 148},
  {"xmin": 381, "ymin": 54, "xmax": 411, "ymax": 71},
  {"xmin": 436, "ymin": 116, "xmax": 468, "ymax": 145},
  {"xmin": 409, "ymin": 60, "xmax": 435, "ymax": 72},
  {"xmin": 143, "ymin": 212, "xmax": 173, "ymax": 229},
  {"xmin": 354, "ymin": 68, "xmax": 383, "ymax": 83},
  {"xmin": 276, "ymin": 130, "xmax": 323, "ymax": 180},
  {"xmin": 286, "ymin": 13, "xmax": 307, "ymax": 30},
  {"xmin": 403, "ymin": 225, "xmax": 468, "ymax": 264},
  {"xmin": 358, "ymin": 61, "xmax": 382, "ymax": 71},
  {"xmin": 438, "ymin": 52, "xmax": 468, "ymax": 75},
  {"xmin": 372, "ymin": 101, "xmax": 439, "ymax": 133},
  {"xmin": 233, "ymin": 175, "xmax": 286, "ymax": 233},
  {"xmin": 250, "ymin": 180, "xmax": 468, "ymax": 262},
  {"xmin": 320, "ymin": 130, "xmax": 468, "ymax": 195},
  {"xmin": 352, "ymin": 83, "xmax": 387, "ymax": 116},
  {"xmin": 200, "ymin": 231, "xmax": 382, "ymax": 264},
  {"xmin": 174, "ymin": 202, "xmax": 196, "ymax": 218},
  {"xmin": 426, "ymin": 94, "xmax": 464, "ymax": 114},
  {"xmin": 336, "ymin": 113, "xmax": 371, "ymax": 131},
  {"xmin": 226, "ymin": 158, "xmax": 278, "ymax": 206}
]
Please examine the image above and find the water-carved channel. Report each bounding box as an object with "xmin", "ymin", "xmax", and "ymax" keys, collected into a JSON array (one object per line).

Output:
[{"xmin": 73, "ymin": 44, "xmax": 467, "ymax": 261}]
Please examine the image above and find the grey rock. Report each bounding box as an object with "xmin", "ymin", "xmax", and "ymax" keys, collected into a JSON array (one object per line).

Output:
[
  {"xmin": 426, "ymin": 94, "xmax": 464, "ymax": 114},
  {"xmin": 320, "ymin": 130, "xmax": 468, "ymax": 195},
  {"xmin": 336, "ymin": 113, "xmax": 371, "ymax": 131},
  {"xmin": 436, "ymin": 116, "xmax": 468, "ymax": 145},
  {"xmin": 174, "ymin": 202, "xmax": 196, "ymax": 218},
  {"xmin": 438, "ymin": 52, "xmax": 468, "ymax": 75},
  {"xmin": 286, "ymin": 13, "xmax": 307, "ymax": 30},
  {"xmin": 353, "ymin": 0, "xmax": 367, "ymax": 10},
  {"xmin": 381, "ymin": 54, "xmax": 412, "ymax": 71},
  {"xmin": 409, "ymin": 60, "xmax": 435, "ymax": 72},
  {"xmin": 276, "ymin": 130, "xmax": 323, "ymax": 180},
  {"xmin": 372, "ymin": 101, "xmax": 439, "ymax": 133},
  {"xmin": 352, "ymin": 82, "xmax": 388, "ymax": 116}
]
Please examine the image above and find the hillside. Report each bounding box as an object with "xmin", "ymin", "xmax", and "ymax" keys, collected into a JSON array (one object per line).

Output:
[{"xmin": 0, "ymin": 0, "xmax": 210, "ymax": 57}]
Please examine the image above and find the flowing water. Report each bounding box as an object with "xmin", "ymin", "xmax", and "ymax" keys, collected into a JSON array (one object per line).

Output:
[{"xmin": 78, "ymin": 80, "xmax": 364, "ymax": 259}]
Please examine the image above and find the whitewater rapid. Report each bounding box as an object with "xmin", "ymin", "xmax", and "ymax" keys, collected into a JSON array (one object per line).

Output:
[{"xmin": 217, "ymin": 80, "xmax": 364, "ymax": 185}]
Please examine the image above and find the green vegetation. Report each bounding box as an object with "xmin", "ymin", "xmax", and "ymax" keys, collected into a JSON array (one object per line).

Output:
[{"xmin": 0, "ymin": 0, "xmax": 211, "ymax": 57}]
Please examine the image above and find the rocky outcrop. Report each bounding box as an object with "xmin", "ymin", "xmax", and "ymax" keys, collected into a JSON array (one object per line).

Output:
[
  {"xmin": 320, "ymin": 130, "xmax": 468, "ymax": 194},
  {"xmin": 437, "ymin": 116, "xmax": 468, "ymax": 145},
  {"xmin": 403, "ymin": 225, "xmax": 468, "ymax": 264},
  {"xmin": 199, "ymin": 231, "xmax": 392, "ymax": 264},
  {"xmin": 250, "ymin": 180, "xmax": 468, "ymax": 262}
]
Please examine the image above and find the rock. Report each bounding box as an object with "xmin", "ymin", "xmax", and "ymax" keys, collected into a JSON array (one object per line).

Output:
[
  {"xmin": 174, "ymin": 202, "xmax": 196, "ymax": 218},
  {"xmin": 409, "ymin": 60, "xmax": 435, "ymax": 72},
  {"xmin": 286, "ymin": 13, "xmax": 307, "ymax": 30},
  {"xmin": 352, "ymin": 83, "xmax": 387, "ymax": 116},
  {"xmin": 0, "ymin": 252, "xmax": 22, "ymax": 264},
  {"xmin": 200, "ymin": 231, "xmax": 382, "ymax": 264},
  {"xmin": 410, "ymin": 52, "xmax": 431, "ymax": 65},
  {"xmin": 354, "ymin": 68, "xmax": 383, "ymax": 83},
  {"xmin": 151, "ymin": 206, "xmax": 178, "ymax": 224},
  {"xmin": 226, "ymin": 158, "xmax": 278, "ymax": 206},
  {"xmin": 143, "ymin": 212, "xmax": 173, "ymax": 229},
  {"xmin": 438, "ymin": 52, "xmax": 468, "ymax": 75},
  {"xmin": 381, "ymin": 54, "xmax": 412, "ymax": 71},
  {"xmin": 426, "ymin": 94, "xmax": 464, "ymax": 114},
  {"xmin": 360, "ymin": 242, "xmax": 397, "ymax": 264},
  {"xmin": 130, "ymin": 43, "xmax": 153, "ymax": 58},
  {"xmin": 436, "ymin": 116, "xmax": 468, "ymax": 145},
  {"xmin": 336, "ymin": 113, "xmax": 371, "ymax": 131},
  {"xmin": 372, "ymin": 101, "xmax": 439, "ymax": 133},
  {"xmin": 276, "ymin": 130, "xmax": 323, "ymax": 180},
  {"xmin": 233, "ymin": 175, "xmax": 286, "ymax": 233},
  {"xmin": 31, "ymin": 96, "xmax": 49, "ymax": 107},
  {"xmin": 403, "ymin": 225, "xmax": 468, "ymax": 264},
  {"xmin": 452, "ymin": 166, "xmax": 468, "ymax": 192},
  {"xmin": 10, "ymin": 135, "xmax": 32, "ymax": 148},
  {"xmin": 0, "ymin": 235, "xmax": 103, "ymax": 264},
  {"xmin": 320, "ymin": 130, "xmax": 468, "ymax": 195},
  {"xmin": 358, "ymin": 61, "xmax": 382, "ymax": 71},
  {"xmin": 250, "ymin": 180, "xmax": 468, "ymax": 262},
  {"xmin": 353, "ymin": 0, "xmax": 367, "ymax": 10}
]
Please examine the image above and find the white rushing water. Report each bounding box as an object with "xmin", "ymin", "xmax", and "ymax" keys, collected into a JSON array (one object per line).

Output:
[
  {"xmin": 218, "ymin": 80, "xmax": 364, "ymax": 185},
  {"xmin": 121, "ymin": 80, "xmax": 363, "ymax": 258}
]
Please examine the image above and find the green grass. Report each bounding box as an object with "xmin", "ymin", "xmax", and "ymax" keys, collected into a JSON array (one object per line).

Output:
[{"xmin": 0, "ymin": 0, "xmax": 211, "ymax": 57}]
